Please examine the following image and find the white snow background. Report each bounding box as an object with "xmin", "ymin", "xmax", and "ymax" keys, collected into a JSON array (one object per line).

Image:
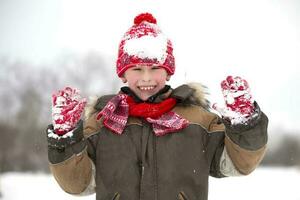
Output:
[{"xmin": 1, "ymin": 167, "xmax": 300, "ymax": 200}]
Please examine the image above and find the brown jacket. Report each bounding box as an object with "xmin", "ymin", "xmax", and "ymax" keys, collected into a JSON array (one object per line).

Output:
[{"xmin": 48, "ymin": 84, "xmax": 268, "ymax": 200}]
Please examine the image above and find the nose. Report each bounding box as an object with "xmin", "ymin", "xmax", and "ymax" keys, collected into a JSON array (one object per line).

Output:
[{"xmin": 142, "ymin": 70, "xmax": 151, "ymax": 82}]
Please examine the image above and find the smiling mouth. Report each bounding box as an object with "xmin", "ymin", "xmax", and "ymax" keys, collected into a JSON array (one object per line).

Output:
[{"xmin": 138, "ymin": 86, "xmax": 156, "ymax": 91}]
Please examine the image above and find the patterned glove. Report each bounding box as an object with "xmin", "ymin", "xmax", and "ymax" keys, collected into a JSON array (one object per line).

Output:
[
  {"xmin": 51, "ymin": 87, "xmax": 87, "ymax": 135},
  {"xmin": 47, "ymin": 87, "xmax": 87, "ymax": 150},
  {"xmin": 213, "ymin": 76, "xmax": 256, "ymax": 125}
]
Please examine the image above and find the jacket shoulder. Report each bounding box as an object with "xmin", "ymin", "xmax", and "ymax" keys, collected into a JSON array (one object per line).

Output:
[{"xmin": 173, "ymin": 105, "xmax": 225, "ymax": 133}]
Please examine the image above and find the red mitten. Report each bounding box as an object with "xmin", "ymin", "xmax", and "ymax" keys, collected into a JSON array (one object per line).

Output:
[
  {"xmin": 213, "ymin": 76, "xmax": 255, "ymax": 125},
  {"xmin": 51, "ymin": 87, "xmax": 87, "ymax": 136}
]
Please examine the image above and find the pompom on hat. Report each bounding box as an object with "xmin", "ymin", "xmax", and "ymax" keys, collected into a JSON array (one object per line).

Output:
[{"xmin": 116, "ymin": 13, "xmax": 175, "ymax": 77}]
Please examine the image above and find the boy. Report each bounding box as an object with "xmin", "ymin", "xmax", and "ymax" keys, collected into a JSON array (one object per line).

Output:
[{"xmin": 47, "ymin": 13, "xmax": 268, "ymax": 200}]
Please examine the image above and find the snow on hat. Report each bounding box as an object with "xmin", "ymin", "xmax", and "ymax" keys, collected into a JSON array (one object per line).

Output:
[{"xmin": 116, "ymin": 13, "xmax": 175, "ymax": 77}]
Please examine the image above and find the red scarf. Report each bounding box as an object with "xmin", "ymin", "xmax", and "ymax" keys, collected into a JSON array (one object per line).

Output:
[{"xmin": 96, "ymin": 94, "xmax": 189, "ymax": 136}]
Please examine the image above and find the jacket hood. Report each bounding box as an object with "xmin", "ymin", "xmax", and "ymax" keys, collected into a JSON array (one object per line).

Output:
[{"xmin": 171, "ymin": 82, "xmax": 210, "ymax": 109}]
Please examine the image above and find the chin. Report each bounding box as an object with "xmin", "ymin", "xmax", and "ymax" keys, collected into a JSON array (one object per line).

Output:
[
  {"xmin": 135, "ymin": 90, "xmax": 158, "ymax": 101},
  {"xmin": 139, "ymin": 95, "xmax": 152, "ymax": 101}
]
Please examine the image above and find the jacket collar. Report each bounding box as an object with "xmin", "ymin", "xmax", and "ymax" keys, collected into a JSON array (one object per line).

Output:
[
  {"xmin": 119, "ymin": 83, "xmax": 210, "ymax": 110},
  {"xmin": 85, "ymin": 83, "xmax": 210, "ymax": 120}
]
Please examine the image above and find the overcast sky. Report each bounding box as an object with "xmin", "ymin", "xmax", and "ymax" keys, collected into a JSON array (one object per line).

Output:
[{"xmin": 0, "ymin": 0, "xmax": 299, "ymax": 132}]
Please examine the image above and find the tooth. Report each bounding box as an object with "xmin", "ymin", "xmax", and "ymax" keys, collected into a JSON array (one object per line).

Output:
[{"xmin": 139, "ymin": 86, "xmax": 155, "ymax": 91}]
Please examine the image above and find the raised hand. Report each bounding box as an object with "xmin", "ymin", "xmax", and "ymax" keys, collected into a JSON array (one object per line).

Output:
[
  {"xmin": 51, "ymin": 87, "xmax": 87, "ymax": 135},
  {"xmin": 213, "ymin": 76, "xmax": 255, "ymax": 125}
]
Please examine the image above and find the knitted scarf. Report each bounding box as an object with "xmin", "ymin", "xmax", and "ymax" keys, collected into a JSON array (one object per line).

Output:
[{"xmin": 96, "ymin": 94, "xmax": 189, "ymax": 136}]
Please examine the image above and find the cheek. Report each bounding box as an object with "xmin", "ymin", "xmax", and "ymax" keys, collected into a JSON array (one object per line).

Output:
[
  {"xmin": 127, "ymin": 79, "xmax": 141, "ymax": 89},
  {"xmin": 125, "ymin": 74, "xmax": 138, "ymax": 85},
  {"xmin": 153, "ymin": 73, "xmax": 168, "ymax": 84}
]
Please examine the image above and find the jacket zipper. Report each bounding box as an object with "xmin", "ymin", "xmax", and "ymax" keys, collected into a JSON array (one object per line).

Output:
[
  {"xmin": 139, "ymin": 164, "xmax": 145, "ymax": 200},
  {"xmin": 153, "ymin": 135, "xmax": 158, "ymax": 200},
  {"xmin": 139, "ymin": 120, "xmax": 147, "ymax": 200}
]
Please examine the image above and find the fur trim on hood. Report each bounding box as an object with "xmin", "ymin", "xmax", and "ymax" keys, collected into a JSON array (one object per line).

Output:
[
  {"xmin": 84, "ymin": 96, "xmax": 99, "ymax": 120},
  {"xmin": 186, "ymin": 82, "xmax": 210, "ymax": 109}
]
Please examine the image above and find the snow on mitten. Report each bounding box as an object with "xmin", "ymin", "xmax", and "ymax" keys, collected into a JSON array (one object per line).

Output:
[
  {"xmin": 47, "ymin": 120, "xmax": 84, "ymax": 150},
  {"xmin": 213, "ymin": 76, "xmax": 256, "ymax": 125},
  {"xmin": 47, "ymin": 87, "xmax": 86, "ymax": 150},
  {"xmin": 51, "ymin": 87, "xmax": 87, "ymax": 136}
]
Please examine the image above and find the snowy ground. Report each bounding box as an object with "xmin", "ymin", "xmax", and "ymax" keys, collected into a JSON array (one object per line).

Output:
[{"xmin": 0, "ymin": 167, "xmax": 299, "ymax": 200}]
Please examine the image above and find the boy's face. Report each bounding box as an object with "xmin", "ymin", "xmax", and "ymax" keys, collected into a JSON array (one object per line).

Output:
[{"xmin": 121, "ymin": 65, "xmax": 171, "ymax": 101}]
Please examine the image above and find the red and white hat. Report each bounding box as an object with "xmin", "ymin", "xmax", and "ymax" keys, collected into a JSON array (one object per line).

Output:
[{"xmin": 116, "ymin": 13, "xmax": 175, "ymax": 77}]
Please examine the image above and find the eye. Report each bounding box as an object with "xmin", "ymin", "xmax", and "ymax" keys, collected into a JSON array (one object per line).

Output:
[{"xmin": 151, "ymin": 66, "xmax": 160, "ymax": 70}]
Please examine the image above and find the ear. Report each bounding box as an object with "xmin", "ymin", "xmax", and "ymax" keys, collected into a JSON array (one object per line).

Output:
[
  {"xmin": 121, "ymin": 77, "xmax": 127, "ymax": 83},
  {"xmin": 166, "ymin": 75, "xmax": 171, "ymax": 81}
]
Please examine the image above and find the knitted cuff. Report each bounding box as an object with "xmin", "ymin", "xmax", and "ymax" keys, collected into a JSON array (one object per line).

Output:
[{"xmin": 47, "ymin": 120, "xmax": 86, "ymax": 164}]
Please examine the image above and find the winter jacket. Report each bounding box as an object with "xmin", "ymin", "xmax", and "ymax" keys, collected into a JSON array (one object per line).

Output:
[{"xmin": 47, "ymin": 84, "xmax": 268, "ymax": 200}]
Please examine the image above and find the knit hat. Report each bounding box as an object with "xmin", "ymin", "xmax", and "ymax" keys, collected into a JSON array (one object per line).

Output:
[{"xmin": 116, "ymin": 13, "xmax": 175, "ymax": 77}]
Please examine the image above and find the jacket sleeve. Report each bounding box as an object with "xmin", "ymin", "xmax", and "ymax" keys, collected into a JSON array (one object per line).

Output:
[
  {"xmin": 47, "ymin": 112, "xmax": 101, "ymax": 195},
  {"xmin": 208, "ymin": 102, "xmax": 268, "ymax": 177}
]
